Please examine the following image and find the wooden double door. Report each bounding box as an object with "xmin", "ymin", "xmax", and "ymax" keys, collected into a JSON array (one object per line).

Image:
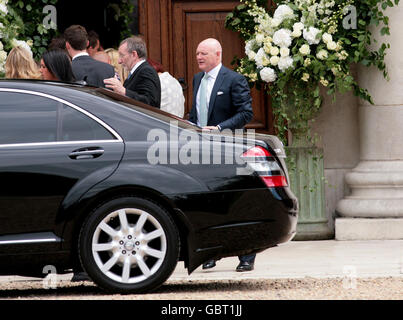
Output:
[{"xmin": 139, "ymin": 0, "xmax": 274, "ymax": 133}]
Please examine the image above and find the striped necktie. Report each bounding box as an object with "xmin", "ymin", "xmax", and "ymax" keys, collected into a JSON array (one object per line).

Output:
[{"xmin": 199, "ymin": 73, "xmax": 210, "ymax": 127}]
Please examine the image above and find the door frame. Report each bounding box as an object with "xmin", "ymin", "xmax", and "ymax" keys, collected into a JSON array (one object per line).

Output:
[{"xmin": 138, "ymin": 0, "xmax": 275, "ymax": 134}]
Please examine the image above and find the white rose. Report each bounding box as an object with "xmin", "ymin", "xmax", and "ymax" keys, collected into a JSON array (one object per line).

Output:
[
  {"xmin": 280, "ymin": 47, "xmax": 290, "ymax": 57},
  {"xmin": 278, "ymin": 56, "xmax": 294, "ymax": 72},
  {"xmin": 273, "ymin": 4, "xmax": 295, "ymax": 22},
  {"xmin": 322, "ymin": 33, "xmax": 333, "ymax": 44},
  {"xmin": 293, "ymin": 22, "xmax": 304, "ymax": 31},
  {"xmin": 247, "ymin": 51, "xmax": 256, "ymax": 60},
  {"xmin": 270, "ymin": 55, "xmax": 280, "ymax": 66},
  {"xmin": 320, "ymin": 78, "xmax": 329, "ymax": 86},
  {"xmin": 256, "ymin": 33, "xmax": 265, "ymax": 45},
  {"xmin": 0, "ymin": 3, "xmax": 8, "ymax": 15},
  {"xmin": 316, "ymin": 49, "xmax": 328, "ymax": 60},
  {"xmin": 245, "ymin": 39, "xmax": 256, "ymax": 55},
  {"xmin": 303, "ymin": 27, "xmax": 321, "ymax": 45},
  {"xmin": 299, "ymin": 44, "xmax": 310, "ymax": 56},
  {"xmin": 263, "ymin": 42, "xmax": 272, "ymax": 54},
  {"xmin": 0, "ymin": 41, "xmax": 3, "ymax": 51},
  {"xmin": 254, "ymin": 48, "xmax": 270, "ymax": 68},
  {"xmin": 12, "ymin": 39, "xmax": 33, "ymax": 57},
  {"xmin": 271, "ymin": 17, "xmax": 282, "ymax": 27},
  {"xmin": 301, "ymin": 73, "xmax": 310, "ymax": 82},
  {"xmin": 273, "ymin": 29, "xmax": 292, "ymax": 48},
  {"xmin": 291, "ymin": 29, "xmax": 302, "ymax": 38},
  {"xmin": 327, "ymin": 41, "xmax": 337, "ymax": 51},
  {"xmin": 270, "ymin": 46, "xmax": 279, "ymax": 56},
  {"xmin": 0, "ymin": 50, "xmax": 7, "ymax": 62},
  {"xmin": 336, "ymin": 50, "xmax": 348, "ymax": 60},
  {"xmin": 260, "ymin": 67, "xmax": 277, "ymax": 83}
]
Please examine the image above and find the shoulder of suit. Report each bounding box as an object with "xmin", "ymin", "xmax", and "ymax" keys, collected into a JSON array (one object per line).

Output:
[{"xmin": 221, "ymin": 65, "xmax": 247, "ymax": 81}]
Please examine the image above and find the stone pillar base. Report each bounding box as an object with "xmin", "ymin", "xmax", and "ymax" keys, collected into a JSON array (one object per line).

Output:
[
  {"xmin": 335, "ymin": 218, "xmax": 403, "ymax": 240},
  {"xmin": 293, "ymin": 222, "xmax": 334, "ymax": 240}
]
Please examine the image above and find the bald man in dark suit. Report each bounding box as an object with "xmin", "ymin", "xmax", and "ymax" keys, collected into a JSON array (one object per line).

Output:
[{"xmin": 190, "ymin": 38, "xmax": 255, "ymax": 272}]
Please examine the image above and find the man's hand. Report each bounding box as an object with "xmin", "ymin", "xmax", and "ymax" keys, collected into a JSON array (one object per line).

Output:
[
  {"xmin": 104, "ymin": 77, "xmax": 126, "ymax": 95},
  {"xmin": 202, "ymin": 126, "xmax": 220, "ymax": 131}
]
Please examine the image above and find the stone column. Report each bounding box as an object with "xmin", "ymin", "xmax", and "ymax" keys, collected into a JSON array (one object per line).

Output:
[{"xmin": 336, "ymin": 4, "xmax": 403, "ymax": 240}]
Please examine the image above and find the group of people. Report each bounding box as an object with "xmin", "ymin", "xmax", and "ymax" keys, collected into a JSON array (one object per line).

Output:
[{"xmin": 4, "ymin": 26, "xmax": 256, "ymax": 272}]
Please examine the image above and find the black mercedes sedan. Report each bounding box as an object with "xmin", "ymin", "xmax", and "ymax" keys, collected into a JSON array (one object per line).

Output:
[{"xmin": 0, "ymin": 80, "xmax": 298, "ymax": 293}]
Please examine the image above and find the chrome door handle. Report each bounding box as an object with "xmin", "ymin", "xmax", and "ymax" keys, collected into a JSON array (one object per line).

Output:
[{"xmin": 69, "ymin": 147, "xmax": 104, "ymax": 160}]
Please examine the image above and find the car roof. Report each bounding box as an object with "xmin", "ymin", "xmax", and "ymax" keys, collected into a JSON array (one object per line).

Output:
[{"xmin": 0, "ymin": 79, "xmax": 198, "ymax": 133}]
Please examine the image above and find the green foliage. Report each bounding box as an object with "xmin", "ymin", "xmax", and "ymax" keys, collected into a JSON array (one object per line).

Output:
[
  {"xmin": 225, "ymin": 0, "xmax": 399, "ymax": 145},
  {"xmin": 107, "ymin": 0, "xmax": 134, "ymax": 41},
  {"xmin": 8, "ymin": 0, "xmax": 58, "ymax": 60}
]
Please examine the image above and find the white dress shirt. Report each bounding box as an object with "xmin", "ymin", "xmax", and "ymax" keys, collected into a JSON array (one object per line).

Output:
[
  {"xmin": 196, "ymin": 63, "xmax": 222, "ymax": 126},
  {"xmin": 72, "ymin": 52, "xmax": 89, "ymax": 61}
]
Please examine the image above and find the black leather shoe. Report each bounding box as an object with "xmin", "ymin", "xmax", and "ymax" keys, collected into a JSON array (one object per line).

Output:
[
  {"xmin": 236, "ymin": 261, "xmax": 254, "ymax": 272},
  {"xmin": 202, "ymin": 259, "xmax": 216, "ymax": 269}
]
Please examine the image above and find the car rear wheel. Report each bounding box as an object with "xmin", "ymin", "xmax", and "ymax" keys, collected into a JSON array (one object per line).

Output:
[{"xmin": 79, "ymin": 197, "xmax": 180, "ymax": 293}]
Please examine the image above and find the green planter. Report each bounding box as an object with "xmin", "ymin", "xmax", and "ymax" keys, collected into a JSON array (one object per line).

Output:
[{"xmin": 286, "ymin": 146, "xmax": 334, "ymax": 240}]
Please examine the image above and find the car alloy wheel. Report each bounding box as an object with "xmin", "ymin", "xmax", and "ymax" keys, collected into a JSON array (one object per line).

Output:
[{"xmin": 79, "ymin": 197, "xmax": 180, "ymax": 293}]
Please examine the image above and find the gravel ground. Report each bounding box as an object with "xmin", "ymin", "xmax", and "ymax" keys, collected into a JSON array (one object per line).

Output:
[{"xmin": 0, "ymin": 277, "xmax": 402, "ymax": 300}]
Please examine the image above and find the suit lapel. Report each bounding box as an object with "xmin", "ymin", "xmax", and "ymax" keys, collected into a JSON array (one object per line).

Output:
[
  {"xmin": 207, "ymin": 66, "xmax": 226, "ymax": 121},
  {"xmin": 124, "ymin": 61, "xmax": 147, "ymax": 87}
]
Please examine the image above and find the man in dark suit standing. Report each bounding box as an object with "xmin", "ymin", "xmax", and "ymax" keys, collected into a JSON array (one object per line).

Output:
[
  {"xmin": 189, "ymin": 38, "xmax": 255, "ymax": 272},
  {"xmin": 189, "ymin": 38, "xmax": 253, "ymax": 131},
  {"xmin": 64, "ymin": 25, "xmax": 115, "ymax": 88},
  {"xmin": 104, "ymin": 36, "xmax": 161, "ymax": 108}
]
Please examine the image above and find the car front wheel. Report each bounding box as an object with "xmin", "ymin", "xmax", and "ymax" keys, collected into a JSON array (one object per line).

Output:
[{"xmin": 79, "ymin": 197, "xmax": 180, "ymax": 293}]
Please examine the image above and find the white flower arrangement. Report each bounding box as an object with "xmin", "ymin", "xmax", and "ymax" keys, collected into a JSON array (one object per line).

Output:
[
  {"xmin": 260, "ymin": 67, "xmax": 277, "ymax": 82},
  {"xmin": 0, "ymin": 0, "xmax": 8, "ymax": 16},
  {"xmin": 236, "ymin": 0, "xmax": 353, "ymax": 85},
  {"xmin": 226, "ymin": 0, "xmax": 398, "ymax": 142},
  {"xmin": 11, "ymin": 39, "xmax": 34, "ymax": 57},
  {"xmin": 0, "ymin": 1, "xmax": 36, "ymax": 77}
]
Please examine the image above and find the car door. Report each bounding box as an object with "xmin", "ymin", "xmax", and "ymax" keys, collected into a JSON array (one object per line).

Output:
[{"xmin": 0, "ymin": 89, "xmax": 124, "ymax": 250}]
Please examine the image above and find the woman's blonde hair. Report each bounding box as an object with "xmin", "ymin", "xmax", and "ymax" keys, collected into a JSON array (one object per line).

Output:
[
  {"xmin": 5, "ymin": 46, "xmax": 41, "ymax": 79},
  {"xmin": 104, "ymin": 48, "xmax": 128, "ymax": 83}
]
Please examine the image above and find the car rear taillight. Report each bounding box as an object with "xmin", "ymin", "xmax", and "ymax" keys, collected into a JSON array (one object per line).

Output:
[{"xmin": 241, "ymin": 146, "xmax": 288, "ymax": 188}]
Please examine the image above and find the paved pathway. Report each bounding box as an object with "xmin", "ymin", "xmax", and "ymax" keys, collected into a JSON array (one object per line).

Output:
[{"xmin": 1, "ymin": 240, "xmax": 402, "ymax": 283}]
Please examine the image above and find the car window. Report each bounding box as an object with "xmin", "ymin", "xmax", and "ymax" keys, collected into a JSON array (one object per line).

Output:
[
  {"xmin": 59, "ymin": 104, "xmax": 115, "ymax": 141},
  {"xmin": 0, "ymin": 92, "xmax": 58, "ymax": 144},
  {"xmin": 0, "ymin": 91, "xmax": 116, "ymax": 145}
]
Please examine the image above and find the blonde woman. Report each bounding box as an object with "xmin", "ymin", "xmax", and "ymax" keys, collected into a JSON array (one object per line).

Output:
[
  {"xmin": 104, "ymin": 48, "xmax": 129, "ymax": 83},
  {"xmin": 5, "ymin": 46, "xmax": 41, "ymax": 79}
]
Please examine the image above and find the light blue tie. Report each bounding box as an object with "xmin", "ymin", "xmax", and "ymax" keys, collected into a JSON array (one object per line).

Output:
[{"xmin": 199, "ymin": 73, "xmax": 209, "ymax": 127}]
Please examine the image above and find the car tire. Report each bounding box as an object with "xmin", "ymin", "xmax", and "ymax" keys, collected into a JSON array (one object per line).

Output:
[{"xmin": 78, "ymin": 196, "xmax": 180, "ymax": 293}]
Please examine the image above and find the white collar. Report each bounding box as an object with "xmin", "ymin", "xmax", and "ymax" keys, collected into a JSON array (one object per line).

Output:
[
  {"xmin": 72, "ymin": 52, "xmax": 89, "ymax": 61},
  {"xmin": 130, "ymin": 59, "xmax": 146, "ymax": 76},
  {"xmin": 205, "ymin": 63, "xmax": 222, "ymax": 79}
]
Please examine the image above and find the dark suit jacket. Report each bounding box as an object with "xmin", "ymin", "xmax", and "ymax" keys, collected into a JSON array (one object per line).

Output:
[
  {"xmin": 189, "ymin": 66, "xmax": 253, "ymax": 130},
  {"xmin": 72, "ymin": 55, "xmax": 115, "ymax": 88},
  {"xmin": 123, "ymin": 61, "xmax": 161, "ymax": 108}
]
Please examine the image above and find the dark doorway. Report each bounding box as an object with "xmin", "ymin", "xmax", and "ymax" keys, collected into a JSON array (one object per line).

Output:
[{"xmin": 56, "ymin": 0, "xmax": 139, "ymax": 49}]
